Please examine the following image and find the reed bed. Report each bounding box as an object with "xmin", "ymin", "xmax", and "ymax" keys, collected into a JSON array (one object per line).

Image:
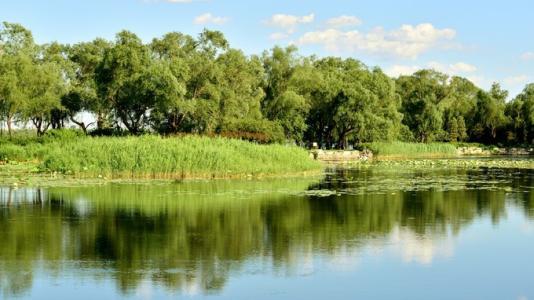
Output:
[
  {"xmin": 17, "ymin": 135, "xmax": 322, "ymax": 179},
  {"xmin": 365, "ymin": 142, "xmax": 458, "ymax": 158}
]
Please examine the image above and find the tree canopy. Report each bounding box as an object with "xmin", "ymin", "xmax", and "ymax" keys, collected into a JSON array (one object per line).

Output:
[{"xmin": 0, "ymin": 22, "xmax": 532, "ymax": 146}]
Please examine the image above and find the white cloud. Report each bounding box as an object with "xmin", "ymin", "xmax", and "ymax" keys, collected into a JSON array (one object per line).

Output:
[
  {"xmin": 193, "ymin": 13, "xmax": 229, "ymax": 25},
  {"xmin": 449, "ymin": 62, "xmax": 477, "ymax": 73},
  {"xmin": 296, "ymin": 23, "xmax": 456, "ymax": 59},
  {"xmin": 265, "ymin": 13, "xmax": 315, "ymax": 34},
  {"xmin": 385, "ymin": 61, "xmax": 477, "ymax": 78},
  {"xmin": 427, "ymin": 61, "xmax": 477, "ymax": 74},
  {"xmin": 521, "ymin": 52, "xmax": 534, "ymax": 61},
  {"xmin": 465, "ymin": 75, "xmax": 487, "ymax": 88},
  {"xmin": 389, "ymin": 227, "xmax": 455, "ymax": 265},
  {"xmin": 269, "ymin": 32, "xmax": 290, "ymax": 41},
  {"xmin": 503, "ymin": 75, "xmax": 529, "ymax": 86},
  {"xmin": 326, "ymin": 15, "xmax": 362, "ymax": 28},
  {"xmin": 385, "ymin": 65, "xmax": 421, "ymax": 77}
]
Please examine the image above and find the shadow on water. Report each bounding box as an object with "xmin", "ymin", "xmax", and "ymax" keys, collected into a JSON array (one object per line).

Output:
[{"xmin": 0, "ymin": 166, "xmax": 533, "ymax": 298}]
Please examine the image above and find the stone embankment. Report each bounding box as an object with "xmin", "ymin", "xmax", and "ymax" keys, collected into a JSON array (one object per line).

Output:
[
  {"xmin": 310, "ymin": 150, "xmax": 373, "ymax": 162},
  {"xmin": 311, "ymin": 147, "xmax": 533, "ymax": 162},
  {"xmin": 457, "ymin": 147, "xmax": 533, "ymax": 156}
]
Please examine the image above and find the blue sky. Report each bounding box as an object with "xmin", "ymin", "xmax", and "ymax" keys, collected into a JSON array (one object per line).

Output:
[{"xmin": 2, "ymin": 0, "xmax": 533, "ymax": 97}]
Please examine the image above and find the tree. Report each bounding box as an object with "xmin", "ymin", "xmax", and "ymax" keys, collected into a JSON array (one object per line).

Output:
[
  {"xmin": 180, "ymin": 30, "xmax": 229, "ymax": 134},
  {"xmin": 448, "ymin": 117, "xmax": 459, "ymax": 142},
  {"xmin": 150, "ymin": 32, "xmax": 193, "ymax": 133},
  {"xmin": 396, "ymin": 70, "xmax": 448, "ymax": 142},
  {"xmin": 22, "ymin": 61, "xmax": 65, "ymax": 136},
  {"xmin": 96, "ymin": 31, "xmax": 182, "ymax": 134},
  {"xmin": 67, "ymin": 38, "xmax": 112, "ymax": 132},
  {"xmin": 473, "ymin": 83, "xmax": 508, "ymax": 142},
  {"xmin": 0, "ymin": 22, "xmax": 36, "ymax": 135},
  {"xmin": 306, "ymin": 58, "xmax": 402, "ymax": 148},
  {"xmin": 1, "ymin": 23, "xmax": 66, "ymax": 136},
  {"xmin": 0, "ymin": 54, "xmax": 31, "ymax": 135},
  {"xmin": 0, "ymin": 22, "xmax": 530, "ymax": 146},
  {"xmin": 262, "ymin": 46, "xmax": 312, "ymax": 142},
  {"xmin": 508, "ymin": 83, "xmax": 534, "ymax": 144},
  {"xmin": 457, "ymin": 116, "xmax": 468, "ymax": 142}
]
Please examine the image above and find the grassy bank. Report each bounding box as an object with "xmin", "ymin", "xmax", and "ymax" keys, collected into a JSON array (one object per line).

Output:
[
  {"xmin": 0, "ymin": 135, "xmax": 321, "ymax": 180},
  {"xmin": 364, "ymin": 142, "xmax": 458, "ymax": 159}
]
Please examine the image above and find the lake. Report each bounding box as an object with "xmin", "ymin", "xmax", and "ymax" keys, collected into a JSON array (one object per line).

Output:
[{"xmin": 1, "ymin": 160, "xmax": 533, "ymax": 299}]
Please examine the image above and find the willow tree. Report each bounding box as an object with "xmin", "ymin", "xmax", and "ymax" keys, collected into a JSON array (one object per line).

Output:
[
  {"xmin": 96, "ymin": 31, "xmax": 182, "ymax": 134},
  {"xmin": 304, "ymin": 57, "xmax": 402, "ymax": 148},
  {"xmin": 0, "ymin": 22, "xmax": 36, "ymax": 135},
  {"xmin": 23, "ymin": 61, "xmax": 65, "ymax": 136},
  {"xmin": 0, "ymin": 22, "xmax": 65, "ymax": 136},
  {"xmin": 507, "ymin": 83, "xmax": 534, "ymax": 144},
  {"xmin": 472, "ymin": 83, "xmax": 508, "ymax": 142},
  {"xmin": 66, "ymin": 38, "xmax": 112, "ymax": 132},
  {"xmin": 262, "ymin": 46, "xmax": 314, "ymax": 143},
  {"xmin": 396, "ymin": 70, "xmax": 449, "ymax": 142},
  {"xmin": 150, "ymin": 32, "xmax": 193, "ymax": 133}
]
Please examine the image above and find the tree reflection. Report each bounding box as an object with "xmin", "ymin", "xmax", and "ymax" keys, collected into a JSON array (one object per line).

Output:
[{"xmin": 0, "ymin": 168, "xmax": 532, "ymax": 297}]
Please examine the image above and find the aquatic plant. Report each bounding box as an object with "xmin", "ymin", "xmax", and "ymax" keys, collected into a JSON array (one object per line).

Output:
[{"xmin": 364, "ymin": 142, "xmax": 458, "ymax": 158}]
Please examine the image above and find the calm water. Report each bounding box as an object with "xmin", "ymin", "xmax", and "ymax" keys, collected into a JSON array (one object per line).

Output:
[{"xmin": 1, "ymin": 162, "xmax": 534, "ymax": 299}]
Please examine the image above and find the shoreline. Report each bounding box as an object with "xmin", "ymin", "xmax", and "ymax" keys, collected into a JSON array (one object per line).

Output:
[
  {"xmin": 2, "ymin": 155, "xmax": 534, "ymax": 188},
  {"xmin": 0, "ymin": 161, "xmax": 324, "ymax": 188},
  {"xmin": 311, "ymin": 145, "xmax": 533, "ymax": 162}
]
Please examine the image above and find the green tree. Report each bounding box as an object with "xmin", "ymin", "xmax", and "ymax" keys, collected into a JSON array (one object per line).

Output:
[
  {"xmin": 0, "ymin": 22, "xmax": 36, "ymax": 135},
  {"xmin": 448, "ymin": 117, "xmax": 459, "ymax": 142},
  {"xmin": 457, "ymin": 116, "xmax": 468, "ymax": 142},
  {"xmin": 0, "ymin": 23, "xmax": 65, "ymax": 136},
  {"xmin": 508, "ymin": 83, "xmax": 534, "ymax": 144},
  {"xmin": 473, "ymin": 83, "xmax": 508, "ymax": 142},
  {"xmin": 396, "ymin": 70, "xmax": 448, "ymax": 142},
  {"xmin": 22, "ymin": 61, "xmax": 65, "ymax": 136},
  {"xmin": 150, "ymin": 32, "xmax": 192, "ymax": 133},
  {"xmin": 96, "ymin": 31, "xmax": 181, "ymax": 134},
  {"xmin": 0, "ymin": 54, "xmax": 30, "ymax": 135},
  {"xmin": 67, "ymin": 38, "xmax": 112, "ymax": 132},
  {"xmin": 306, "ymin": 58, "xmax": 402, "ymax": 148},
  {"xmin": 262, "ymin": 46, "xmax": 312, "ymax": 143}
]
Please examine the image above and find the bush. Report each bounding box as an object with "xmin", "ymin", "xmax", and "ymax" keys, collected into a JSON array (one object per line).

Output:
[
  {"xmin": 220, "ymin": 118, "xmax": 285, "ymax": 143},
  {"xmin": 44, "ymin": 129, "xmax": 85, "ymax": 141},
  {"xmin": 0, "ymin": 144, "xmax": 26, "ymax": 162}
]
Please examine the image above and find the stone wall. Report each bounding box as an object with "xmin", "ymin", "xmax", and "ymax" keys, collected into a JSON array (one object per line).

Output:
[
  {"xmin": 311, "ymin": 147, "xmax": 533, "ymax": 162},
  {"xmin": 457, "ymin": 147, "xmax": 533, "ymax": 156},
  {"xmin": 310, "ymin": 150, "xmax": 373, "ymax": 162}
]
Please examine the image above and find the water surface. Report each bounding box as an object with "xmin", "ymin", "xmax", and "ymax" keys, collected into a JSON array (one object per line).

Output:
[{"xmin": 1, "ymin": 161, "xmax": 533, "ymax": 299}]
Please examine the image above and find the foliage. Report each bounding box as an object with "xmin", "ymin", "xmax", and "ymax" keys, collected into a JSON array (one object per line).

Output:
[
  {"xmin": 0, "ymin": 135, "xmax": 320, "ymax": 178},
  {"xmin": 0, "ymin": 22, "xmax": 533, "ymax": 147},
  {"xmin": 365, "ymin": 142, "xmax": 458, "ymax": 158}
]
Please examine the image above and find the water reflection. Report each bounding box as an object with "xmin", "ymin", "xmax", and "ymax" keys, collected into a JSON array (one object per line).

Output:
[{"xmin": 0, "ymin": 166, "xmax": 533, "ymax": 298}]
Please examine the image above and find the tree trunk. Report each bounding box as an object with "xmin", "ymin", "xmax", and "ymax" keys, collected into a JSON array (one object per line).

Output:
[
  {"xmin": 6, "ymin": 116, "xmax": 12, "ymax": 137},
  {"xmin": 70, "ymin": 116, "xmax": 88, "ymax": 135}
]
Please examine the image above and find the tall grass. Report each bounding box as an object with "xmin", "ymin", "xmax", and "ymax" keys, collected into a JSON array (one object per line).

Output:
[
  {"xmin": 10, "ymin": 135, "xmax": 320, "ymax": 179},
  {"xmin": 365, "ymin": 142, "xmax": 458, "ymax": 158}
]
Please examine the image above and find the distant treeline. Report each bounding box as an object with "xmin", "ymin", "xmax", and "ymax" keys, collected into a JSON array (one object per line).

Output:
[{"xmin": 0, "ymin": 22, "xmax": 533, "ymax": 147}]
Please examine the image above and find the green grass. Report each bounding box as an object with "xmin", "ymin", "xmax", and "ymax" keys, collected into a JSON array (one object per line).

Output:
[
  {"xmin": 364, "ymin": 142, "xmax": 458, "ymax": 159},
  {"xmin": 0, "ymin": 134, "xmax": 321, "ymax": 179}
]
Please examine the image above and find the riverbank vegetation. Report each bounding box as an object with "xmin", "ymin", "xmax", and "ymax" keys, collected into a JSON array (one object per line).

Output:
[
  {"xmin": 349, "ymin": 158, "xmax": 534, "ymax": 171},
  {"xmin": 364, "ymin": 142, "xmax": 458, "ymax": 158},
  {"xmin": 0, "ymin": 133, "xmax": 321, "ymax": 179},
  {"xmin": 0, "ymin": 22, "xmax": 533, "ymax": 150}
]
